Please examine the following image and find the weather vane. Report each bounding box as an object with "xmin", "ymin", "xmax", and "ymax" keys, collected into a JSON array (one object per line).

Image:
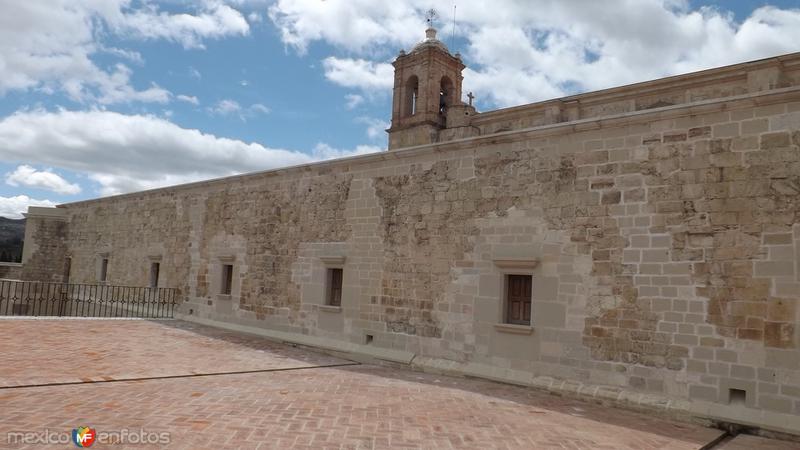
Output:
[{"xmin": 425, "ymin": 9, "xmax": 438, "ymax": 27}]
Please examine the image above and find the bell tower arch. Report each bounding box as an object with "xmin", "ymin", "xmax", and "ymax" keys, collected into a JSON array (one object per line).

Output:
[{"xmin": 387, "ymin": 26, "xmax": 465, "ymax": 150}]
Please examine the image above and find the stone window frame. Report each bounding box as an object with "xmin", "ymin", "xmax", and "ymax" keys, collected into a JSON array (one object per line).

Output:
[
  {"xmin": 505, "ymin": 274, "xmax": 532, "ymax": 325},
  {"xmin": 147, "ymin": 255, "xmax": 162, "ymax": 288},
  {"xmin": 62, "ymin": 256, "xmax": 72, "ymax": 284},
  {"xmin": 319, "ymin": 256, "xmax": 346, "ymax": 313},
  {"xmin": 96, "ymin": 252, "xmax": 110, "ymax": 284},
  {"xmin": 326, "ymin": 268, "xmax": 344, "ymax": 307},
  {"xmin": 216, "ymin": 255, "xmax": 236, "ymax": 299},
  {"xmin": 492, "ymin": 259, "xmax": 539, "ymax": 335}
]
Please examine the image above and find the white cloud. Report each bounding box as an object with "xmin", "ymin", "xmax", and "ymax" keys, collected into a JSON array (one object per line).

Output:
[
  {"xmin": 5, "ymin": 165, "xmax": 81, "ymax": 195},
  {"xmin": 176, "ymin": 94, "xmax": 200, "ymax": 105},
  {"xmin": 268, "ymin": 0, "xmax": 423, "ymax": 54},
  {"xmin": 344, "ymin": 94, "xmax": 365, "ymax": 109},
  {"xmin": 92, "ymin": 65, "xmax": 172, "ymax": 105},
  {"xmin": 355, "ymin": 117, "xmax": 390, "ymax": 141},
  {"xmin": 210, "ymin": 99, "xmax": 242, "ymax": 115},
  {"xmin": 0, "ymin": 195, "xmax": 57, "ymax": 219},
  {"xmin": 0, "ymin": 1, "xmax": 249, "ymax": 104},
  {"xmin": 208, "ymin": 100, "xmax": 269, "ymax": 119},
  {"xmin": 322, "ymin": 57, "xmax": 394, "ymax": 91},
  {"xmin": 311, "ymin": 143, "xmax": 384, "ymax": 160},
  {"xmin": 248, "ymin": 12, "xmax": 263, "ymax": 23},
  {"xmin": 270, "ymin": 1, "xmax": 800, "ymax": 108},
  {"xmin": 0, "ymin": 109, "xmax": 382, "ymax": 196},
  {"xmin": 100, "ymin": 47, "xmax": 144, "ymax": 64},
  {"xmin": 250, "ymin": 103, "xmax": 270, "ymax": 114},
  {"xmin": 104, "ymin": 3, "xmax": 249, "ymax": 50}
]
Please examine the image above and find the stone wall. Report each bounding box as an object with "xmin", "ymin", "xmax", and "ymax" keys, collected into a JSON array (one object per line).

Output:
[
  {"xmin": 20, "ymin": 208, "xmax": 68, "ymax": 283},
  {"xmin": 440, "ymin": 53, "xmax": 800, "ymax": 145},
  {"xmin": 53, "ymin": 65, "xmax": 800, "ymax": 434},
  {"xmin": 0, "ymin": 263, "xmax": 22, "ymax": 280}
]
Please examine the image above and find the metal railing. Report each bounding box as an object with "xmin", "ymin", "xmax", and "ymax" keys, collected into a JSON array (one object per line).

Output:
[{"xmin": 0, "ymin": 280, "xmax": 178, "ymax": 318}]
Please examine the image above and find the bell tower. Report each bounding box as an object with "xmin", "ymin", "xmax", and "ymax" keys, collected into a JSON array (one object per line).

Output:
[{"xmin": 387, "ymin": 24, "xmax": 466, "ymax": 150}]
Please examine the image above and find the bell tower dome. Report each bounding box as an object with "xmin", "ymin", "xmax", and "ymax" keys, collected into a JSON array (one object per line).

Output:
[{"xmin": 387, "ymin": 26, "xmax": 466, "ymax": 150}]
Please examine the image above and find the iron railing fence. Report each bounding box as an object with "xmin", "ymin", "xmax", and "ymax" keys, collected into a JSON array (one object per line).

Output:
[{"xmin": 0, "ymin": 280, "xmax": 178, "ymax": 318}]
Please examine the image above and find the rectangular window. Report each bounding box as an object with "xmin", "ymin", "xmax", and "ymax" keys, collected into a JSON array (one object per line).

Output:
[
  {"xmin": 62, "ymin": 257, "xmax": 72, "ymax": 284},
  {"xmin": 506, "ymin": 274, "xmax": 532, "ymax": 325},
  {"xmin": 221, "ymin": 264, "xmax": 233, "ymax": 295},
  {"xmin": 99, "ymin": 258, "xmax": 109, "ymax": 282},
  {"xmin": 327, "ymin": 268, "xmax": 343, "ymax": 307},
  {"xmin": 149, "ymin": 262, "xmax": 160, "ymax": 288}
]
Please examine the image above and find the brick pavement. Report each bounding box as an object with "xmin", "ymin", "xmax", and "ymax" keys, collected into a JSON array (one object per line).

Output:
[
  {"xmin": 0, "ymin": 319, "xmax": 346, "ymax": 387},
  {"xmin": 0, "ymin": 319, "xmax": 793, "ymax": 449}
]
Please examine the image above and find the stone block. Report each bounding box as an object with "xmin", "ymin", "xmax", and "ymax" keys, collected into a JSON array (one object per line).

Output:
[
  {"xmin": 760, "ymin": 132, "xmax": 791, "ymax": 149},
  {"xmin": 642, "ymin": 249, "xmax": 669, "ymax": 263},
  {"xmin": 689, "ymin": 384, "xmax": 717, "ymax": 402},
  {"xmin": 763, "ymin": 233, "xmax": 793, "ymax": 245},
  {"xmin": 759, "ymin": 395, "xmax": 793, "ymax": 414},
  {"xmin": 754, "ymin": 262, "xmax": 794, "ymax": 277},
  {"xmin": 693, "ymin": 347, "xmax": 714, "ymax": 360},
  {"xmin": 688, "ymin": 126, "xmax": 711, "ymax": 138},
  {"xmin": 533, "ymin": 302, "xmax": 566, "ymax": 328},
  {"xmin": 575, "ymin": 150, "xmax": 608, "ymax": 165},
  {"xmin": 769, "ymin": 111, "xmax": 800, "ymax": 131},
  {"xmin": 780, "ymin": 385, "xmax": 800, "ymax": 398},
  {"xmin": 754, "ymin": 103, "xmax": 787, "ymax": 117},
  {"xmin": 532, "ymin": 276, "xmax": 559, "ymax": 301},
  {"xmin": 765, "ymin": 349, "xmax": 800, "ymax": 370},
  {"xmin": 767, "ymin": 298, "xmax": 796, "ymax": 322},
  {"xmin": 741, "ymin": 118, "xmax": 768, "ymax": 135},
  {"xmin": 601, "ymin": 190, "xmax": 621, "ymax": 205},
  {"xmin": 716, "ymin": 349, "xmax": 738, "ymax": 363},
  {"xmin": 764, "ymin": 322, "xmax": 795, "ymax": 348},
  {"xmin": 674, "ymin": 334, "xmax": 698, "ymax": 346},
  {"xmin": 709, "ymin": 153, "xmax": 742, "ymax": 167},
  {"xmin": 730, "ymin": 365, "xmax": 755, "ymax": 380},
  {"xmin": 713, "ymin": 122, "xmax": 739, "ymax": 138}
]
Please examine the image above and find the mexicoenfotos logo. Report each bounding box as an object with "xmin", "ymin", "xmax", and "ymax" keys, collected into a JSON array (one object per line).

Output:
[
  {"xmin": 6, "ymin": 427, "xmax": 170, "ymax": 446},
  {"xmin": 72, "ymin": 426, "xmax": 96, "ymax": 447}
]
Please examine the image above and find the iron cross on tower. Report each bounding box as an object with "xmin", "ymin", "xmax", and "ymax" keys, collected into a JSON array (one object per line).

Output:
[{"xmin": 425, "ymin": 9, "xmax": 438, "ymax": 27}]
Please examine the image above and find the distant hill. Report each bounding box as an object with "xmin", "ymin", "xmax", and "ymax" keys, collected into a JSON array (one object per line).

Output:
[{"xmin": 0, "ymin": 218, "xmax": 25, "ymax": 263}]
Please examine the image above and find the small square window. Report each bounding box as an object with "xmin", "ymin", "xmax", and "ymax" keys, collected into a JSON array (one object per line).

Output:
[
  {"xmin": 505, "ymin": 274, "xmax": 532, "ymax": 325},
  {"xmin": 221, "ymin": 264, "xmax": 233, "ymax": 295},
  {"xmin": 729, "ymin": 388, "xmax": 747, "ymax": 405},
  {"xmin": 149, "ymin": 262, "xmax": 160, "ymax": 288},
  {"xmin": 326, "ymin": 268, "xmax": 343, "ymax": 307},
  {"xmin": 99, "ymin": 258, "xmax": 109, "ymax": 282}
]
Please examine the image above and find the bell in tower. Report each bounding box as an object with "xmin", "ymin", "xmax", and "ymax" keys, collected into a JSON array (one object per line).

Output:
[{"xmin": 386, "ymin": 22, "xmax": 470, "ymax": 150}]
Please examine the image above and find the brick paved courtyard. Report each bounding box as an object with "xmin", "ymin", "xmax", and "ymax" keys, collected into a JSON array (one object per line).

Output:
[{"xmin": 0, "ymin": 319, "xmax": 795, "ymax": 449}]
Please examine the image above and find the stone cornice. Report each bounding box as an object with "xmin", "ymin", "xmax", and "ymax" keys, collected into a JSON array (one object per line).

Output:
[{"xmin": 23, "ymin": 206, "xmax": 68, "ymax": 220}]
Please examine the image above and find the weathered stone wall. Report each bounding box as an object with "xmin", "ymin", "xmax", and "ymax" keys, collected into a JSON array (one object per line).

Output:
[
  {"xmin": 54, "ymin": 65, "xmax": 800, "ymax": 433},
  {"xmin": 20, "ymin": 208, "xmax": 69, "ymax": 283},
  {"xmin": 64, "ymin": 192, "xmax": 195, "ymax": 294},
  {"xmin": 458, "ymin": 55, "xmax": 800, "ymax": 144},
  {"xmin": 0, "ymin": 263, "xmax": 22, "ymax": 280}
]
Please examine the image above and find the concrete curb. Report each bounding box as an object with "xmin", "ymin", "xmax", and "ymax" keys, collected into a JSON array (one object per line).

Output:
[{"xmin": 179, "ymin": 315, "xmax": 414, "ymax": 365}]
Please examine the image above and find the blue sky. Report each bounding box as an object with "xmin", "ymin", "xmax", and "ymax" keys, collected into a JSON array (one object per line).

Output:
[{"xmin": 0, "ymin": 0, "xmax": 799, "ymax": 218}]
